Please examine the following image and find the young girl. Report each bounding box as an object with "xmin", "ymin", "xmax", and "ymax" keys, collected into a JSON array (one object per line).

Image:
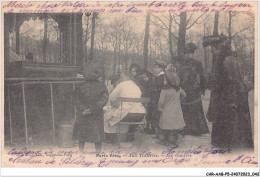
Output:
[{"xmin": 158, "ymin": 64, "xmax": 186, "ymax": 146}]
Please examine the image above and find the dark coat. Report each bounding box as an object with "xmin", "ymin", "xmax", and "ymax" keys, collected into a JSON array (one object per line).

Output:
[
  {"xmin": 72, "ymin": 78, "xmax": 108, "ymax": 143},
  {"xmin": 210, "ymin": 56, "xmax": 253, "ymax": 148},
  {"xmin": 178, "ymin": 58, "xmax": 209, "ymax": 135},
  {"xmin": 140, "ymin": 79, "xmax": 153, "ymax": 99},
  {"xmin": 149, "ymin": 74, "xmax": 165, "ymax": 122}
]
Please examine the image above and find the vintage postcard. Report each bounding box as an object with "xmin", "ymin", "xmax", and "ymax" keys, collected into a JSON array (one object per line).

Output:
[{"xmin": 1, "ymin": 0, "xmax": 259, "ymax": 172}]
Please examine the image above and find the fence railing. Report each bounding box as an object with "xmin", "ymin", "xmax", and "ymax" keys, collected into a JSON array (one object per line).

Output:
[{"xmin": 5, "ymin": 77, "xmax": 84, "ymax": 148}]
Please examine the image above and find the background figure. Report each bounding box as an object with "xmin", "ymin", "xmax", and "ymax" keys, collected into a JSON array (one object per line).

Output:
[
  {"xmin": 72, "ymin": 68, "xmax": 109, "ymax": 153},
  {"xmin": 104, "ymin": 71, "xmax": 146, "ymax": 139},
  {"xmin": 158, "ymin": 64, "xmax": 186, "ymax": 146},
  {"xmin": 111, "ymin": 74, "xmax": 120, "ymax": 88},
  {"xmin": 177, "ymin": 43, "xmax": 209, "ymax": 136},
  {"xmin": 139, "ymin": 69, "xmax": 154, "ymax": 98},
  {"xmin": 138, "ymin": 69, "xmax": 154, "ymax": 133},
  {"xmin": 129, "ymin": 63, "xmax": 142, "ymax": 86},
  {"xmin": 150, "ymin": 60, "xmax": 167, "ymax": 136},
  {"xmin": 203, "ymin": 35, "xmax": 253, "ymax": 148}
]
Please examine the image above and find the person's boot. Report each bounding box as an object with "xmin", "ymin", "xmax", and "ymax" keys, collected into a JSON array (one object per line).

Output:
[
  {"xmin": 95, "ymin": 142, "xmax": 102, "ymax": 154},
  {"xmin": 172, "ymin": 134, "xmax": 179, "ymax": 146},
  {"xmin": 79, "ymin": 141, "xmax": 85, "ymax": 153}
]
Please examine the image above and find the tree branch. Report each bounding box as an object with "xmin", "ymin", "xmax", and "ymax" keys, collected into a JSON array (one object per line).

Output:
[
  {"xmin": 186, "ymin": 12, "xmax": 207, "ymax": 30},
  {"xmin": 151, "ymin": 20, "xmax": 168, "ymax": 31},
  {"xmin": 171, "ymin": 32, "xmax": 178, "ymax": 40},
  {"xmin": 186, "ymin": 14, "xmax": 193, "ymax": 26},
  {"xmin": 151, "ymin": 14, "xmax": 169, "ymax": 29},
  {"xmin": 231, "ymin": 26, "xmax": 251, "ymax": 38},
  {"xmin": 173, "ymin": 12, "xmax": 180, "ymax": 17},
  {"xmin": 172, "ymin": 13, "xmax": 180, "ymax": 26},
  {"xmin": 161, "ymin": 14, "xmax": 170, "ymax": 21},
  {"xmin": 198, "ymin": 13, "xmax": 211, "ymax": 24}
]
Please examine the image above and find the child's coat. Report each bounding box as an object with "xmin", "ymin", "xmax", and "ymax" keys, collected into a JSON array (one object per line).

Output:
[{"xmin": 158, "ymin": 88, "xmax": 186, "ymax": 130}]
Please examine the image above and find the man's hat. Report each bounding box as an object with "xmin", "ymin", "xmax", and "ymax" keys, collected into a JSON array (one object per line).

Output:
[
  {"xmin": 184, "ymin": 42, "xmax": 198, "ymax": 54},
  {"xmin": 154, "ymin": 60, "xmax": 167, "ymax": 69}
]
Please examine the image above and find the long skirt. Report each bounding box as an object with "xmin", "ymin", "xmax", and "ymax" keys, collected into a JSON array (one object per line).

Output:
[
  {"xmin": 181, "ymin": 89, "xmax": 209, "ymax": 135},
  {"xmin": 211, "ymin": 94, "xmax": 253, "ymax": 148}
]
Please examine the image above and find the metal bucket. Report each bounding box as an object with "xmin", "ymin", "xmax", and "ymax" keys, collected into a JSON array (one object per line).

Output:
[{"xmin": 58, "ymin": 123, "xmax": 75, "ymax": 148}]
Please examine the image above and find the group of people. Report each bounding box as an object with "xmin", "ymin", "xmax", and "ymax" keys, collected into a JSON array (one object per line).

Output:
[{"xmin": 72, "ymin": 34, "xmax": 253, "ymax": 153}]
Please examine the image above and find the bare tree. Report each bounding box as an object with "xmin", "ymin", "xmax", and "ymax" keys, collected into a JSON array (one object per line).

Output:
[
  {"xmin": 151, "ymin": 13, "xmax": 177, "ymax": 62},
  {"xmin": 176, "ymin": 12, "xmax": 208, "ymax": 59},
  {"xmin": 42, "ymin": 15, "xmax": 48, "ymax": 63},
  {"xmin": 89, "ymin": 12, "xmax": 98, "ymax": 60},
  {"xmin": 177, "ymin": 12, "xmax": 187, "ymax": 59},
  {"xmin": 84, "ymin": 13, "xmax": 91, "ymax": 65},
  {"xmin": 168, "ymin": 13, "xmax": 174, "ymax": 62},
  {"xmin": 151, "ymin": 12, "xmax": 208, "ymax": 62},
  {"xmin": 108, "ymin": 19, "xmax": 123, "ymax": 75},
  {"xmin": 121, "ymin": 23, "xmax": 134, "ymax": 70},
  {"xmin": 213, "ymin": 12, "xmax": 219, "ymax": 35},
  {"xmin": 207, "ymin": 12, "xmax": 219, "ymax": 122},
  {"xmin": 143, "ymin": 13, "xmax": 150, "ymax": 69}
]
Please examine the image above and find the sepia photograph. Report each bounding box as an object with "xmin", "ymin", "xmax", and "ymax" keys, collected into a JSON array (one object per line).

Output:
[{"xmin": 1, "ymin": 1, "xmax": 258, "ymax": 174}]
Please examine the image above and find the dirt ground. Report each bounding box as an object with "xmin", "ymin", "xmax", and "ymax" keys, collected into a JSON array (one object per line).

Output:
[
  {"xmin": 7, "ymin": 90, "xmax": 254, "ymax": 153},
  {"xmin": 75, "ymin": 89, "xmax": 255, "ymax": 152}
]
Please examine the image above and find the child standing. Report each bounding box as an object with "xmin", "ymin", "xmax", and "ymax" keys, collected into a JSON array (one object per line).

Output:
[
  {"xmin": 150, "ymin": 60, "xmax": 167, "ymax": 136},
  {"xmin": 158, "ymin": 64, "xmax": 186, "ymax": 146}
]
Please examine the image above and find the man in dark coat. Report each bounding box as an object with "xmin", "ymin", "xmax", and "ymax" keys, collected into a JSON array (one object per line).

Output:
[
  {"xmin": 149, "ymin": 60, "xmax": 167, "ymax": 136},
  {"xmin": 203, "ymin": 35, "xmax": 253, "ymax": 148},
  {"xmin": 73, "ymin": 67, "xmax": 109, "ymax": 153},
  {"xmin": 176, "ymin": 43, "xmax": 209, "ymax": 136}
]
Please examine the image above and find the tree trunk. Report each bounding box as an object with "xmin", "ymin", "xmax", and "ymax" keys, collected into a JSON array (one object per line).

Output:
[
  {"xmin": 177, "ymin": 12, "xmax": 187, "ymax": 59},
  {"xmin": 213, "ymin": 12, "xmax": 219, "ymax": 36},
  {"xmin": 149, "ymin": 37, "xmax": 152, "ymax": 67},
  {"xmin": 4, "ymin": 14, "xmax": 10, "ymax": 76},
  {"xmin": 76, "ymin": 14, "xmax": 83, "ymax": 73},
  {"xmin": 113, "ymin": 48, "xmax": 117, "ymax": 76},
  {"xmin": 42, "ymin": 15, "xmax": 48, "ymax": 63},
  {"xmin": 203, "ymin": 22, "xmax": 208, "ymax": 73},
  {"xmin": 89, "ymin": 13, "xmax": 97, "ymax": 61},
  {"xmin": 212, "ymin": 12, "xmax": 220, "ymax": 81},
  {"xmin": 73, "ymin": 14, "xmax": 77, "ymax": 64},
  {"xmin": 228, "ymin": 12, "xmax": 232, "ymax": 48},
  {"xmin": 207, "ymin": 12, "xmax": 219, "ymax": 122},
  {"xmin": 84, "ymin": 15, "xmax": 90, "ymax": 69},
  {"xmin": 125, "ymin": 47, "xmax": 128, "ymax": 70},
  {"xmin": 15, "ymin": 18, "xmax": 20, "ymax": 55},
  {"xmin": 118, "ymin": 38, "xmax": 121, "ymax": 73},
  {"xmin": 143, "ymin": 13, "xmax": 150, "ymax": 69},
  {"xmin": 169, "ymin": 13, "xmax": 174, "ymax": 63}
]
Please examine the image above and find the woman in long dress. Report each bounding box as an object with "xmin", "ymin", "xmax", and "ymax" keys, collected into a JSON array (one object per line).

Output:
[
  {"xmin": 176, "ymin": 43, "xmax": 209, "ymax": 136},
  {"xmin": 203, "ymin": 35, "xmax": 253, "ymax": 148}
]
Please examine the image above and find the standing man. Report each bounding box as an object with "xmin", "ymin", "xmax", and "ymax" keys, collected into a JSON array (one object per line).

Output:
[
  {"xmin": 73, "ymin": 67, "xmax": 109, "ymax": 153},
  {"xmin": 177, "ymin": 43, "xmax": 209, "ymax": 136},
  {"xmin": 203, "ymin": 35, "xmax": 253, "ymax": 148},
  {"xmin": 149, "ymin": 60, "xmax": 167, "ymax": 136}
]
